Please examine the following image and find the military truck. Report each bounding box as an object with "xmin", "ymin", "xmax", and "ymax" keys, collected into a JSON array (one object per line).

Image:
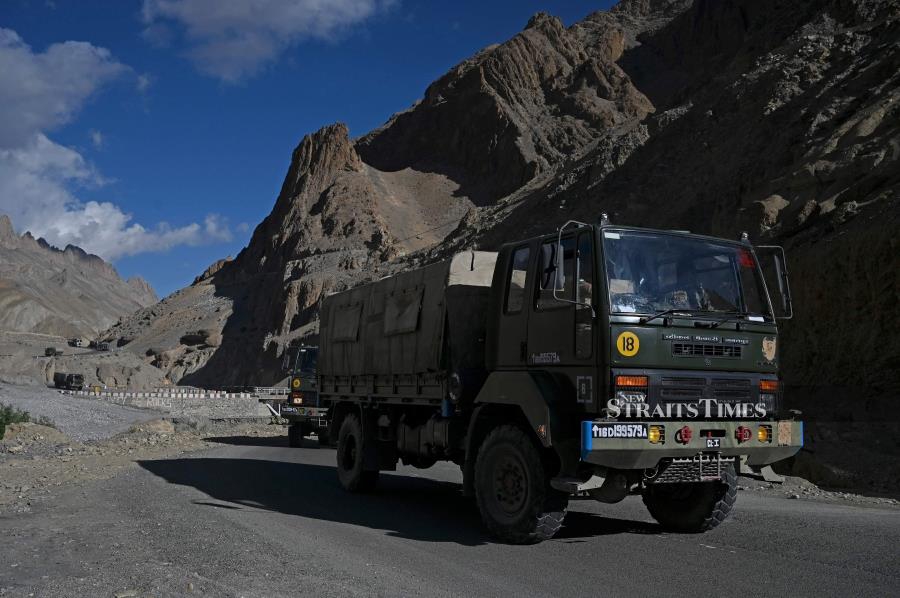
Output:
[
  {"xmin": 281, "ymin": 345, "xmax": 329, "ymax": 447},
  {"xmin": 44, "ymin": 347, "xmax": 63, "ymax": 357},
  {"xmin": 317, "ymin": 218, "xmax": 802, "ymax": 543},
  {"xmin": 53, "ymin": 372, "xmax": 84, "ymax": 391}
]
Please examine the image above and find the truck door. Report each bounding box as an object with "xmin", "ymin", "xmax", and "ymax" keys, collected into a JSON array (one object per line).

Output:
[
  {"xmin": 527, "ymin": 231, "xmax": 597, "ymax": 408},
  {"xmin": 495, "ymin": 244, "xmax": 534, "ymax": 367}
]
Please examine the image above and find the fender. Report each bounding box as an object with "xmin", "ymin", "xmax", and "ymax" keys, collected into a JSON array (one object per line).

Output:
[
  {"xmin": 472, "ymin": 370, "xmax": 574, "ymax": 448},
  {"xmin": 461, "ymin": 371, "xmax": 580, "ymax": 496}
]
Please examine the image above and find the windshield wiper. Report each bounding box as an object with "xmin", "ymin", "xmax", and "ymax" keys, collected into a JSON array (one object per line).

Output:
[
  {"xmin": 704, "ymin": 311, "xmax": 750, "ymax": 328},
  {"xmin": 640, "ymin": 309, "xmax": 696, "ymax": 324}
]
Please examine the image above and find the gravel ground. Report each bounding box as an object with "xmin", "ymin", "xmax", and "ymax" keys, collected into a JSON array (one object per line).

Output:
[{"xmin": 0, "ymin": 383, "xmax": 158, "ymax": 442}]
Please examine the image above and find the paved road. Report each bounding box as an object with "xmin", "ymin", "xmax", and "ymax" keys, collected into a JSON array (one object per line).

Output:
[{"xmin": 2, "ymin": 437, "xmax": 898, "ymax": 597}]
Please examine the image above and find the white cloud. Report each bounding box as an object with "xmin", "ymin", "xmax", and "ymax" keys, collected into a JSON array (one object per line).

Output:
[
  {"xmin": 0, "ymin": 28, "xmax": 126, "ymax": 149},
  {"xmin": 89, "ymin": 129, "xmax": 104, "ymax": 149},
  {"xmin": 141, "ymin": 0, "xmax": 396, "ymax": 82},
  {"xmin": 136, "ymin": 73, "xmax": 153, "ymax": 93},
  {"xmin": 0, "ymin": 135, "xmax": 232, "ymax": 260},
  {"xmin": 0, "ymin": 29, "xmax": 232, "ymax": 262}
]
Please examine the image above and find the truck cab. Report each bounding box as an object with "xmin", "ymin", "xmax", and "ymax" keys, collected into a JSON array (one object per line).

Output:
[
  {"xmin": 281, "ymin": 345, "xmax": 328, "ymax": 447},
  {"xmin": 484, "ymin": 220, "xmax": 799, "ymax": 524}
]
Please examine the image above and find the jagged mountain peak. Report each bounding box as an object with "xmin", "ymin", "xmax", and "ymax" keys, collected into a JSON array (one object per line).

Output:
[
  {"xmin": 112, "ymin": 0, "xmax": 898, "ymax": 400},
  {"xmin": 0, "ymin": 213, "xmax": 158, "ymax": 336},
  {"xmin": 0, "ymin": 214, "xmax": 14, "ymax": 241}
]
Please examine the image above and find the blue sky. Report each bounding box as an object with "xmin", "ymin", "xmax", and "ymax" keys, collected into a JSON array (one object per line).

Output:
[{"xmin": 0, "ymin": 0, "xmax": 614, "ymax": 296}]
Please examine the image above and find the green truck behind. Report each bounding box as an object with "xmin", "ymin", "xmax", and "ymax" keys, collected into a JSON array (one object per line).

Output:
[
  {"xmin": 317, "ymin": 218, "xmax": 802, "ymax": 543},
  {"xmin": 281, "ymin": 345, "xmax": 329, "ymax": 447}
]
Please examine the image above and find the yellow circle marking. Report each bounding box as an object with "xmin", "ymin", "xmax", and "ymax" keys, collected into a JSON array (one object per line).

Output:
[
  {"xmin": 616, "ymin": 331, "xmax": 640, "ymax": 357},
  {"xmin": 292, "ymin": 378, "xmax": 301, "ymax": 388}
]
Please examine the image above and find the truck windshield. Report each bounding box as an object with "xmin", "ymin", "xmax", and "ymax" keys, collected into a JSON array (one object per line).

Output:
[
  {"xmin": 295, "ymin": 348, "xmax": 318, "ymax": 374},
  {"xmin": 602, "ymin": 230, "xmax": 771, "ymax": 318}
]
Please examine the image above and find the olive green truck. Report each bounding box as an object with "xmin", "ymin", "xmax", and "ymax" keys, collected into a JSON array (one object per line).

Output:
[{"xmin": 318, "ymin": 219, "xmax": 802, "ymax": 543}]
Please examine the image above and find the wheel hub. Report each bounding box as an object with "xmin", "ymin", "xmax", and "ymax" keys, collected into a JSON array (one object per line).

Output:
[{"xmin": 494, "ymin": 456, "xmax": 527, "ymax": 514}]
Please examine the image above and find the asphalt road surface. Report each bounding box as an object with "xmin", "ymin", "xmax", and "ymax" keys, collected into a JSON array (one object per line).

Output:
[{"xmin": 2, "ymin": 437, "xmax": 898, "ymax": 597}]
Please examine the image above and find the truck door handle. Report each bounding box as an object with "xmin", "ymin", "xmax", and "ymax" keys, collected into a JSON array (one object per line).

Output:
[{"xmin": 520, "ymin": 341, "xmax": 527, "ymax": 362}]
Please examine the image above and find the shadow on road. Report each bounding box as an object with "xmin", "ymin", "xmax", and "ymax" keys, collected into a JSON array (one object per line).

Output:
[
  {"xmin": 555, "ymin": 511, "xmax": 661, "ymax": 540},
  {"xmin": 138, "ymin": 457, "xmax": 660, "ymax": 546},
  {"xmin": 139, "ymin": 457, "xmax": 489, "ymax": 545},
  {"xmin": 204, "ymin": 435, "xmax": 293, "ymax": 448}
]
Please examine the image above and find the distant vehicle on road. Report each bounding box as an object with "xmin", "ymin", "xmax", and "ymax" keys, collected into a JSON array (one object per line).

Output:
[
  {"xmin": 44, "ymin": 347, "xmax": 63, "ymax": 357},
  {"xmin": 317, "ymin": 218, "xmax": 802, "ymax": 543},
  {"xmin": 95, "ymin": 342, "xmax": 110, "ymax": 352},
  {"xmin": 68, "ymin": 338, "xmax": 85, "ymax": 348},
  {"xmin": 53, "ymin": 372, "xmax": 84, "ymax": 391},
  {"xmin": 280, "ymin": 345, "xmax": 328, "ymax": 447}
]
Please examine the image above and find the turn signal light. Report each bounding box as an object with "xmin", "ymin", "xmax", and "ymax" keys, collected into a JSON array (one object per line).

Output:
[
  {"xmin": 759, "ymin": 380, "xmax": 779, "ymax": 392},
  {"xmin": 757, "ymin": 425, "xmax": 772, "ymax": 443},
  {"xmin": 648, "ymin": 425, "xmax": 664, "ymax": 444},
  {"xmin": 735, "ymin": 426, "xmax": 752, "ymax": 443},
  {"xmin": 616, "ymin": 375, "xmax": 648, "ymax": 388}
]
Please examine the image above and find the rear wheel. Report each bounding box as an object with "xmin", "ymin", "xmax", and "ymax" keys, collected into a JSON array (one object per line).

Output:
[
  {"xmin": 642, "ymin": 463, "xmax": 738, "ymax": 532},
  {"xmin": 336, "ymin": 414, "xmax": 378, "ymax": 492},
  {"xmin": 474, "ymin": 425, "xmax": 568, "ymax": 544}
]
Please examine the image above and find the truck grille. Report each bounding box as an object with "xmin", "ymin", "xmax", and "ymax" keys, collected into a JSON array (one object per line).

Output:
[
  {"xmin": 672, "ymin": 343, "xmax": 742, "ymax": 358},
  {"xmin": 647, "ymin": 455, "xmax": 737, "ymax": 484},
  {"xmin": 657, "ymin": 375, "xmax": 753, "ymax": 404},
  {"xmin": 712, "ymin": 378, "xmax": 752, "ymax": 401}
]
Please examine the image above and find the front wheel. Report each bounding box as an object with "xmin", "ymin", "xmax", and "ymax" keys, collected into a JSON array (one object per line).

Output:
[
  {"xmin": 336, "ymin": 414, "xmax": 378, "ymax": 492},
  {"xmin": 474, "ymin": 425, "xmax": 568, "ymax": 544},
  {"xmin": 642, "ymin": 463, "xmax": 738, "ymax": 532}
]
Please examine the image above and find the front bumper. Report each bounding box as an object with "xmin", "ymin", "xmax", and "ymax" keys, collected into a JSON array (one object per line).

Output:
[
  {"xmin": 580, "ymin": 419, "xmax": 803, "ymax": 470},
  {"xmin": 282, "ymin": 406, "xmax": 329, "ymax": 424}
]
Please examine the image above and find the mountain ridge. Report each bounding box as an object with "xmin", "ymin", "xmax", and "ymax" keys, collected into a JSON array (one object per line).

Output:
[
  {"xmin": 106, "ymin": 0, "xmax": 899, "ymax": 402},
  {"xmin": 0, "ymin": 213, "xmax": 158, "ymax": 337}
]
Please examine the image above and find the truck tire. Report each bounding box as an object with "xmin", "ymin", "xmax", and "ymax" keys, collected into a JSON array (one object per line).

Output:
[
  {"xmin": 641, "ymin": 463, "xmax": 738, "ymax": 532},
  {"xmin": 288, "ymin": 423, "xmax": 304, "ymax": 448},
  {"xmin": 336, "ymin": 414, "xmax": 378, "ymax": 492},
  {"xmin": 474, "ymin": 425, "xmax": 568, "ymax": 544}
]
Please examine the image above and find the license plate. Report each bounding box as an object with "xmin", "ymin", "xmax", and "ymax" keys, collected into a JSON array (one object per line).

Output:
[
  {"xmin": 591, "ymin": 423, "xmax": 648, "ymax": 439},
  {"xmin": 706, "ymin": 438, "xmax": 721, "ymax": 449}
]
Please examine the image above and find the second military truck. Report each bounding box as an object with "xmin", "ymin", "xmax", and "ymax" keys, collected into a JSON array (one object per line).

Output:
[
  {"xmin": 317, "ymin": 218, "xmax": 802, "ymax": 543},
  {"xmin": 281, "ymin": 344, "xmax": 329, "ymax": 447}
]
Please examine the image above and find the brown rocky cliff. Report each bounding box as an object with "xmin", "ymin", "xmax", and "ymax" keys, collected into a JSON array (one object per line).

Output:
[
  {"xmin": 356, "ymin": 11, "xmax": 652, "ymax": 203},
  {"xmin": 119, "ymin": 0, "xmax": 899, "ymax": 404}
]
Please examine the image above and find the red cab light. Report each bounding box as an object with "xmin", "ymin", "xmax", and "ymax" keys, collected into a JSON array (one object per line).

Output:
[
  {"xmin": 735, "ymin": 426, "xmax": 752, "ymax": 443},
  {"xmin": 675, "ymin": 426, "xmax": 693, "ymax": 444}
]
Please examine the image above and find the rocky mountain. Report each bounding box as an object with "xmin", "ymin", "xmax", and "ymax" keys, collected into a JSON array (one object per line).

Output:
[
  {"xmin": 0, "ymin": 214, "xmax": 157, "ymax": 338},
  {"xmin": 109, "ymin": 0, "xmax": 899, "ymax": 410}
]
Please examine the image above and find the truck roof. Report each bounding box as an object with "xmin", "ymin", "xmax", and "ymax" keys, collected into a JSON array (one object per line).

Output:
[{"xmin": 501, "ymin": 223, "xmax": 751, "ymax": 250}]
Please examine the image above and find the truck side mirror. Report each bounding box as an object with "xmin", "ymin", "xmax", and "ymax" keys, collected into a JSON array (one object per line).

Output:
[
  {"xmin": 539, "ymin": 243, "xmax": 557, "ymax": 289},
  {"xmin": 553, "ymin": 243, "xmax": 565, "ymax": 291},
  {"xmin": 755, "ymin": 246, "xmax": 793, "ymax": 319}
]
